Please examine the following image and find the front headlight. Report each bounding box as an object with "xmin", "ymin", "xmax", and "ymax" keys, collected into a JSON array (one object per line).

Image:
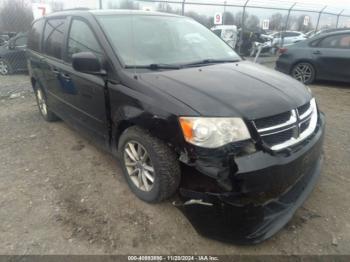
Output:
[
  {"xmin": 179, "ymin": 117, "xmax": 251, "ymax": 148},
  {"xmin": 306, "ymin": 86, "xmax": 312, "ymax": 94}
]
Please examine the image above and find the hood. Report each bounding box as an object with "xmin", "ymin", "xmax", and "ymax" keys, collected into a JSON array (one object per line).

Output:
[{"xmin": 139, "ymin": 61, "xmax": 312, "ymax": 120}]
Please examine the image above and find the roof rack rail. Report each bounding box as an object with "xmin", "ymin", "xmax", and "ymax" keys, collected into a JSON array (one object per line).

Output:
[{"xmin": 53, "ymin": 7, "xmax": 90, "ymax": 13}]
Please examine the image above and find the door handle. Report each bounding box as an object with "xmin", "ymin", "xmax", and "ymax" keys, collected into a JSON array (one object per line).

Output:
[
  {"xmin": 313, "ymin": 50, "xmax": 321, "ymax": 55},
  {"xmin": 61, "ymin": 73, "xmax": 71, "ymax": 80},
  {"xmin": 51, "ymin": 68, "xmax": 60, "ymax": 75}
]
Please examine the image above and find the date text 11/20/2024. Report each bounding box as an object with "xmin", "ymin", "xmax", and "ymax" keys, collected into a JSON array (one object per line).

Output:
[{"xmin": 128, "ymin": 256, "xmax": 219, "ymax": 261}]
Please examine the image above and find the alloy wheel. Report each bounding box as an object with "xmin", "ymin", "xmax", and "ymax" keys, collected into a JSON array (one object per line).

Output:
[
  {"xmin": 0, "ymin": 60, "xmax": 9, "ymax": 75},
  {"xmin": 292, "ymin": 63, "xmax": 313, "ymax": 84},
  {"xmin": 36, "ymin": 89, "xmax": 48, "ymax": 116},
  {"xmin": 123, "ymin": 141, "xmax": 155, "ymax": 192}
]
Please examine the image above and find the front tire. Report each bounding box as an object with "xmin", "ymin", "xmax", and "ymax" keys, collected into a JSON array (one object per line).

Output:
[
  {"xmin": 34, "ymin": 84, "xmax": 59, "ymax": 122},
  {"xmin": 291, "ymin": 62, "xmax": 315, "ymax": 85},
  {"xmin": 118, "ymin": 126, "xmax": 181, "ymax": 203}
]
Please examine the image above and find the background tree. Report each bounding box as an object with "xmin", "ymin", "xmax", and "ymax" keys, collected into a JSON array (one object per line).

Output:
[
  {"xmin": 223, "ymin": 12, "xmax": 234, "ymax": 25},
  {"xmin": 50, "ymin": 0, "xmax": 64, "ymax": 12},
  {"xmin": 0, "ymin": 0, "xmax": 33, "ymax": 33},
  {"xmin": 296, "ymin": 14, "xmax": 313, "ymax": 32},
  {"xmin": 246, "ymin": 15, "xmax": 260, "ymax": 30},
  {"xmin": 119, "ymin": 0, "xmax": 139, "ymax": 10},
  {"xmin": 234, "ymin": 11, "xmax": 246, "ymax": 28},
  {"xmin": 157, "ymin": 3, "xmax": 181, "ymax": 15},
  {"xmin": 269, "ymin": 13, "xmax": 284, "ymax": 31},
  {"xmin": 185, "ymin": 11, "xmax": 212, "ymax": 28},
  {"xmin": 284, "ymin": 15, "xmax": 297, "ymax": 30},
  {"xmin": 234, "ymin": 12, "xmax": 259, "ymax": 29}
]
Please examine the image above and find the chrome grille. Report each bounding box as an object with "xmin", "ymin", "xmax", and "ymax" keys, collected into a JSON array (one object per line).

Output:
[
  {"xmin": 298, "ymin": 102, "xmax": 311, "ymax": 116},
  {"xmin": 254, "ymin": 111, "xmax": 292, "ymax": 130},
  {"xmin": 253, "ymin": 99, "xmax": 318, "ymax": 151}
]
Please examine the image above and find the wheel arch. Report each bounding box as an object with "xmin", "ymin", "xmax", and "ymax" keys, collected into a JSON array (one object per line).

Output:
[
  {"xmin": 30, "ymin": 76, "xmax": 47, "ymax": 93},
  {"xmin": 111, "ymin": 106, "xmax": 183, "ymax": 156},
  {"xmin": 30, "ymin": 77, "xmax": 37, "ymax": 90},
  {"xmin": 290, "ymin": 59, "xmax": 318, "ymax": 78}
]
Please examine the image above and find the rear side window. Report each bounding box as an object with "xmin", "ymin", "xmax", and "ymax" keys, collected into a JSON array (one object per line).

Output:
[
  {"xmin": 43, "ymin": 18, "xmax": 66, "ymax": 59},
  {"xmin": 285, "ymin": 32, "xmax": 299, "ymax": 37},
  {"xmin": 28, "ymin": 19, "xmax": 45, "ymax": 52},
  {"xmin": 67, "ymin": 19, "xmax": 103, "ymax": 61},
  {"xmin": 339, "ymin": 34, "xmax": 350, "ymax": 48},
  {"xmin": 319, "ymin": 34, "xmax": 350, "ymax": 49}
]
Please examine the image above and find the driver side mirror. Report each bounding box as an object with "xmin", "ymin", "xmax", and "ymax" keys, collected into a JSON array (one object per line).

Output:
[{"xmin": 72, "ymin": 52, "xmax": 106, "ymax": 76}]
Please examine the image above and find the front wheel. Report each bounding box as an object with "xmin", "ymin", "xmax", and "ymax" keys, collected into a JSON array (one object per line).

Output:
[
  {"xmin": 34, "ymin": 84, "xmax": 59, "ymax": 122},
  {"xmin": 118, "ymin": 126, "xmax": 181, "ymax": 203},
  {"xmin": 291, "ymin": 62, "xmax": 315, "ymax": 85},
  {"xmin": 0, "ymin": 59, "xmax": 13, "ymax": 75}
]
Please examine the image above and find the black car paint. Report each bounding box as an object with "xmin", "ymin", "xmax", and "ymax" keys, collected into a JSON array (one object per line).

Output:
[
  {"xmin": 276, "ymin": 30, "xmax": 350, "ymax": 83},
  {"xmin": 27, "ymin": 10, "xmax": 324, "ymax": 244},
  {"xmin": 177, "ymin": 113, "xmax": 324, "ymax": 244},
  {"xmin": 0, "ymin": 33, "xmax": 28, "ymax": 73},
  {"xmin": 140, "ymin": 62, "xmax": 312, "ymax": 119}
]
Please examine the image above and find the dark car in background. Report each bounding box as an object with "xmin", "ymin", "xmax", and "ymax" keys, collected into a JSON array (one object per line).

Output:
[
  {"xmin": 0, "ymin": 33, "xmax": 28, "ymax": 75},
  {"xmin": 306, "ymin": 28, "xmax": 350, "ymax": 38},
  {"xmin": 27, "ymin": 10, "xmax": 325, "ymax": 244},
  {"xmin": 276, "ymin": 30, "xmax": 350, "ymax": 84}
]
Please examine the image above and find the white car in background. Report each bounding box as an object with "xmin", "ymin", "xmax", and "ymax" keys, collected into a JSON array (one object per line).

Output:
[
  {"xmin": 271, "ymin": 31, "xmax": 307, "ymax": 46},
  {"xmin": 211, "ymin": 25, "xmax": 238, "ymax": 48}
]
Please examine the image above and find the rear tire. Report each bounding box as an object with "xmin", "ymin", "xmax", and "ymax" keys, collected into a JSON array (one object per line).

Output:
[
  {"xmin": 34, "ymin": 84, "xmax": 59, "ymax": 122},
  {"xmin": 118, "ymin": 126, "xmax": 181, "ymax": 203},
  {"xmin": 291, "ymin": 62, "xmax": 315, "ymax": 85},
  {"xmin": 0, "ymin": 59, "xmax": 13, "ymax": 75}
]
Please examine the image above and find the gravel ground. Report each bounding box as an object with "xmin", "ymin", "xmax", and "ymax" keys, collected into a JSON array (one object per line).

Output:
[{"xmin": 0, "ymin": 73, "xmax": 349, "ymax": 255}]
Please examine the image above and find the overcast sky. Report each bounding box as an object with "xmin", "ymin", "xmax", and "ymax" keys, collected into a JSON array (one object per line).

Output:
[
  {"xmin": 50, "ymin": 0, "xmax": 350, "ymax": 10},
  {"xmin": 26, "ymin": 0, "xmax": 350, "ymax": 26}
]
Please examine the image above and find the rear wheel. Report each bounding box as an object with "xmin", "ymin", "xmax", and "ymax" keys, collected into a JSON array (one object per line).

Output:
[
  {"xmin": 291, "ymin": 62, "xmax": 315, "ymax": 84},
  {"xmin": 0, "ymin": 59, "xmax": 13, "ymax": 75},
  {"xmin": 118, "ymin": 126, "xmax": 181, "ymax": 203},
  {"xmin": 34, "ymin": 84, "xmax": 59, "ymax": 122}
]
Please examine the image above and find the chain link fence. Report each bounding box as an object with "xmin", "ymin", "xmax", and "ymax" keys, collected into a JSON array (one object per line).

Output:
[
  {"xmin": 130, "ymin": 0, "xmax": 350, "ymax": 30},
  {"xmin": 0, "ymin": 0, "xmax": 349, "ymax": 75}
]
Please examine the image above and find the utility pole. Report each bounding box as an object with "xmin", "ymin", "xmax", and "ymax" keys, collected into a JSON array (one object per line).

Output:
[
  {"xmin": 182, "ymin": 0, "xmax": 186, "ymax": 16},
  {"xmin": 315, "ymin": 5, "xmax": 327, "ymax": 32},
  {"xmin": 238, "ymin": 0, "xmax": 250, "ymax": 55},
  {"xmin": 336, "ymin": 9, "xmax": 345, "ymax": 28},
  {"xmin": 281, "ymin": 2, "xmax": 296, "ymax": 48}
]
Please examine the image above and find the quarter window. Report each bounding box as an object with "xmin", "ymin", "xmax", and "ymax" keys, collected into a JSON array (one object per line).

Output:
[
  {"xmin": 67, "ymin": 19, "xmax": 103, "ymax": 61},
  {"xmin": 28, "ymin": 19, "xmax": 45, "ymax": 52},
  {"xmin": 43, "ymin": 18, "xmax": 66, "ymax": 59}
]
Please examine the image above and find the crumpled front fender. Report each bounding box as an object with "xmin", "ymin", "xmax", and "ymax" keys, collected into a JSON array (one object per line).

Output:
[{"xmin": 175, "ymin": 113, "xmax": 325, "ymax": 244}]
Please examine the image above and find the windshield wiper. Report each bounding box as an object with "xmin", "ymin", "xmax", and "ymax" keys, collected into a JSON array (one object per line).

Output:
[
  {"xmin": 182, "ymin": 59, "xmax": 240, "ymax": 67},
  {"xmin": 125, "ymin": 64, "xmax": 182, "ymax": 70}
]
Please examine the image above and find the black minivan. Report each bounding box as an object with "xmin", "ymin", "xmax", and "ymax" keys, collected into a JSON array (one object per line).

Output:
[{"xmin": 27, "ymin": 10, "xmax": 325, "ymax": 244}]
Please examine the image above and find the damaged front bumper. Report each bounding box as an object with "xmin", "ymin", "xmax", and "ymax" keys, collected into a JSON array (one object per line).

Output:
[{"xmin": 176, "ymin": 113, "xmax": 325, "ymax": 244}]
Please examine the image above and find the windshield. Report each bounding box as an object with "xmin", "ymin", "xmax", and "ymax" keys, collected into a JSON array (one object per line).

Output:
[{"xmin": 97, "ymin": 14, "xmax": 240, "ymax": 67}]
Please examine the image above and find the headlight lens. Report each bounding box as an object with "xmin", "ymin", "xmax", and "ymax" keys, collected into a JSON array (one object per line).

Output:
[
  {"xmin": 179, "ymin": 117, "xmax": 251, "ymax": 148},
  {"xmin": 306, "ymin": 86, "xmax": 312, "ymax": 94}
]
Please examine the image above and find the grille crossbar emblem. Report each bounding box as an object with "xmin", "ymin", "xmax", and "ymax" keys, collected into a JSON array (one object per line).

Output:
[{"xmin": 254, "ymin": 99, "xmax": 318, "ymax": 151}]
